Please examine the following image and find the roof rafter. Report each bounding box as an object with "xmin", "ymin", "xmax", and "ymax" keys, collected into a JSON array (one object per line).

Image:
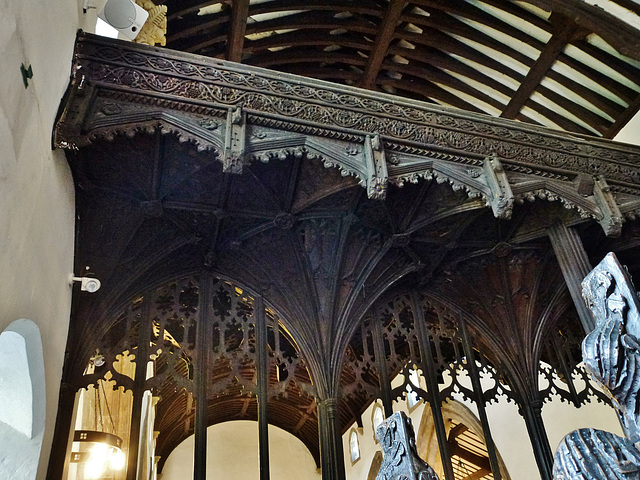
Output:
[
  {"xmin": 449, "ymin": 440, "xmax": 492, "ymax": 472},
  {"xmin": 227, "ymin": 0, "xmax": 250, "ymax": 62},
  {"xmin": 613, "ymin": 0, "xmax": 640, "ymax": 16},
  {"xmin": 604, "ymin": 91, "xmax": 640, "ymax": 138},
  {"xmin": 501, "ymin": 13, "xmax": 586, "ymax": 120},
  {"xmin": 360, "ymin": 0, "xmax": 408, "ymax": 89},
  {"xmin": 524, "ymin": 0, "xmax": 640, "ymax": 62}
]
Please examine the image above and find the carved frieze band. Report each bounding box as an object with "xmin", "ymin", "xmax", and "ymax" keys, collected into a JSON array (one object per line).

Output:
[{"xmin": 54, "ymin": 33, "xmax": 640, "ymax": 233}]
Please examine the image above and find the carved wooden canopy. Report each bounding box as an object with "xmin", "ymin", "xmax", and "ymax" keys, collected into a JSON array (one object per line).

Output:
[{"xmin": 54, "ymin": 32, "xmax": 640, "ymax": 474}]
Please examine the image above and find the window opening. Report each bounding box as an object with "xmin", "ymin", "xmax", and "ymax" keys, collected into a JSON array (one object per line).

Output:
[
  {"xmin": 372, "ymin": 404, "xmax": 385, "ymax": 439},
  {"xmin": 406, "ymin": 368, "xmax": 421, "ymax": 409},
  {"xmin": 349, "ymin": 429, "xmax": 360, "ymax": 464}
]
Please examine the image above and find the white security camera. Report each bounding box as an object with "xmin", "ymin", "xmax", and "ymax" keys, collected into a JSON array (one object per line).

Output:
[
  {"xmin": 98, "ymin": 0, "xmax": 149, "ymax": 40},
  {"xmin": 69, "ymin": 275, "xmax": 102, "ymax": 293}
]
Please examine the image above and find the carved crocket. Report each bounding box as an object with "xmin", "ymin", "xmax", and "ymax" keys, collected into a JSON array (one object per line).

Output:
[
  {"xmin": 375, "ymin": 411, "xmax": 439, "ymax": 480},
  {"xmin": 553, "ymin": 253, "xmax": 640, "ymax": 479}
]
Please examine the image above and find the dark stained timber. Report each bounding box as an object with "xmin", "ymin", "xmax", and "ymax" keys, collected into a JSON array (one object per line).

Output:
[{"xmin": 49, "ymin": 27, "xmax": 640, "ymax": 480}]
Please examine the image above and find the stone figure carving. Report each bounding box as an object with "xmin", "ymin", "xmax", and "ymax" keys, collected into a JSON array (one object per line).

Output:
[
  {"xmin": 553, "ymin": 252, "xmax": 640, "ymax": 479},
  {"xmin": 375, "ymin": 411, "xmax": 439, "ymax": 480},
  {"xmin": 134, "ymin": 0, "xmax": 167, "ymax": 46}
]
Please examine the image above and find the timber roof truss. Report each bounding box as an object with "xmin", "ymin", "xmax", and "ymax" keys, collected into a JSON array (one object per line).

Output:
[{"xmin": 162, "ymin": 0, "xmax": 640, "ymax": 138}]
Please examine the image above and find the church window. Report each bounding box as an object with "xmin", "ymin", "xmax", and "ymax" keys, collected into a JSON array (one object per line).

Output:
[
  {"xmin": 372, "ymin": 404, "xmax": 385, "ymax": 433},
  {"xmin": 349, "ymin": 429, "xmax": 360, "ymax": 464}
]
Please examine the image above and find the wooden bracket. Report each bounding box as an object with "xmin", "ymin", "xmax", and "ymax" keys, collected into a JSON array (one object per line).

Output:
[
  {"xmin": 223, "ymin": 106, "xmax": 246, "ymax": 174},
  {"xmin": 593, "ymin": 176, "xmax": 623, "ymax": 237},
  {"xmin": 364, "ymin": 134, "xmax": 388, "ymax": 200},
  {"xmin": 483, "ymin": 154, "xmax": 514, "ymax": 220}
]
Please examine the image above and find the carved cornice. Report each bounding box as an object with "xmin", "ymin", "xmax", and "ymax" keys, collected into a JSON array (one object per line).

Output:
[{"xmin": 55, "ymin": 33, "xmax": 640, "ymax": 235}]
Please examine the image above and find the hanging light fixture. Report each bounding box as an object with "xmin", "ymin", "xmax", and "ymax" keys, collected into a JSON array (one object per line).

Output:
[
  {"xmin": 71, "ymin": 430, "xmax": 126, "ymax": 478},
  {"xmin": 70, "ymin": 369, "xmax": 126, "ymax": 478}
]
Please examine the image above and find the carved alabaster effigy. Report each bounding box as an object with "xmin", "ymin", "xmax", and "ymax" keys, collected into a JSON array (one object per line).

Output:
[
  {"xmin": 553, "ymin": 252, "xmax": 640, "ymax": 479},
  {"xmin": 376, "ymin": 411, "xmax": 439, "ymax": 480}
]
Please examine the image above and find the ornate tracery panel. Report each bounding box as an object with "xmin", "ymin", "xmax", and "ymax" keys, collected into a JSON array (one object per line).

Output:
[
  {"xmin": 70, "ymin": 274, "xmax": 318, "ymax": 476},
  {"xmin": 339, "ymin": 291, "xmax": 612, "ymax": 480}
]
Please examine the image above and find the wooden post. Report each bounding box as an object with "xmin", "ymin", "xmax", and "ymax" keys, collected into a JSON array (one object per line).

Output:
[
  {"xmin": 411, "ymin": 293, "xmax": 455, "ymax": 480},
  {"xmin": 521, "ymin": 399, "xmax": 554, "ymax": 480},
  {"xmin": 317, "ymin": 397, "xmax": 346, "ymax": 480},
  {"xmin": 194, "ymin": 274, "xmax": 213, "ymax": 480},
  {"xmin": 459, "ymin": 318, "xmax": 502, "ymax": 480},
  {"xmin": 255, "ymin": 295, "xmax": 271, "ymax": 480},
  {"xmin": 548, "ymin": 222, "xmax": 594, "ymax": 333},
  {"xmin": 372, "ymin": 315, "xmax": 394, "ymax": 418},
  {"xmin": 127, "ymin": 294, "xmax": 153, "ymax": 480},
  {"xmin": 45, "ymin": 381, "xmax": 77, "ymax": 480}
]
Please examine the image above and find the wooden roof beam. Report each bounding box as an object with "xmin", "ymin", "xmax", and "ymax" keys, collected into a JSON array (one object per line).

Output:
[
  {"xmin": 501, "ymin": 14, "xmax": 586, "ymax": 120},
  {"xmin": 614, "ymin": 0, "xmax": 640, "ymax": 16},
  {"xmin": 524, "ymin": 0, "xmax": 640, "ymax": 62},
  {"xmin": 460, "ymin": 469, "xmax": 492, "ymax": 480},
  {"xmin": 449, "ymin": 440, "xmax": 492, "ymax": 472},
  {"xmin": 168, "ymin": 1, "xmax": 224, "ymax": 21},
  {"xmin": 604, "ymin": 91, "xmax": 640, "ymax": 138},
  {"xmin": 360, "ymin": 0, "xmax": 408, "ymax": 89},
  {"xmin": 448, "ymin": 423, "xmax": 469, "ymax": 440},
  {"xmin": 227, "ymin": 0, "xmax": 250, "ymax": 62}
]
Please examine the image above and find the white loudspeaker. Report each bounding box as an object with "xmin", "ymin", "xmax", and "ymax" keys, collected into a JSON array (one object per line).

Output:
[{"xmin": 98, "ymin": 0, "xmax": 149, "ymax": 40}]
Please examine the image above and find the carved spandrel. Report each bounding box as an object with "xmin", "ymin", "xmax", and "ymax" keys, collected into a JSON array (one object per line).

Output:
[
  {"xmin": 375, "ymin": 412, "xmax": 439, "ymax": 480},
  {"xmin": 553, "ymin": 252, "xmax": 640, "ymax": 479}
]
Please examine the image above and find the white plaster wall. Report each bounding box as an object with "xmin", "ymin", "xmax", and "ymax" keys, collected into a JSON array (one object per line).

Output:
[
  {"xmin": 0, "ymin": 0, "xmax": 79, "ymax": 477},
  {"xmin": 614, "ymin": 111, "xmax": 640, "ymax": 145},
  {"xmin": 161, "ymin": 421, "xmax": 322, "ymax": 480}
]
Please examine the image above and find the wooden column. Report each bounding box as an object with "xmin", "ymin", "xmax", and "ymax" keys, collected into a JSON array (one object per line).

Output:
[
  {"xmin": 194, "ymin": 275, "xmax": 212, "ymax": 480},
  {"xmin": 45, "ymin": 380, "xmax": 77, "ymax": 480},
  {"xmin": 127, "ymin": 294, "xmax": 153, "ymax": 480},
  {"xmin": 459, "ymin": 319, "xmax": 502, "ymax": 480},
  {"xmin": 317, "ymin": 397, "xmax": 346, "ymax": 480},
  {"xmin": 548, "ymin": 222, "xmax": 594, "ymax": 333},
  {"xmin": 521, "ymin": 399, "xmax": 554, "ymax": 480},
  {"xmin": 372, "ymin": 315, "xmax": 394, "ymax": 418},
  {"xmin": 412, "ymin": 293, "xmax": 455, "ymax": 480},
  {"xmin": 255, "ymin": 295, "xmax": 271, "ymax": 480}
]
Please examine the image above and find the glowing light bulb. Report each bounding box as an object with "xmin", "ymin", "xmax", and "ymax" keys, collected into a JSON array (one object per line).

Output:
[
  {"xmin": 84, "ymin": 443, "xmax": 109, "ymax": 479},
  {"xmin": 84, "ymin": 458, "xmax": 107, "ymax": 479},
  {"xmin": 110, "ymin": 448, "xmax": 126, "ymax": 470}
]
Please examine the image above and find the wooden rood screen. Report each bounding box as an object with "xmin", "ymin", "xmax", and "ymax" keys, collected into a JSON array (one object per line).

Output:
[{"xmin": 51, "ymin": 32, "xmax": 640, "ymax": 480}]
